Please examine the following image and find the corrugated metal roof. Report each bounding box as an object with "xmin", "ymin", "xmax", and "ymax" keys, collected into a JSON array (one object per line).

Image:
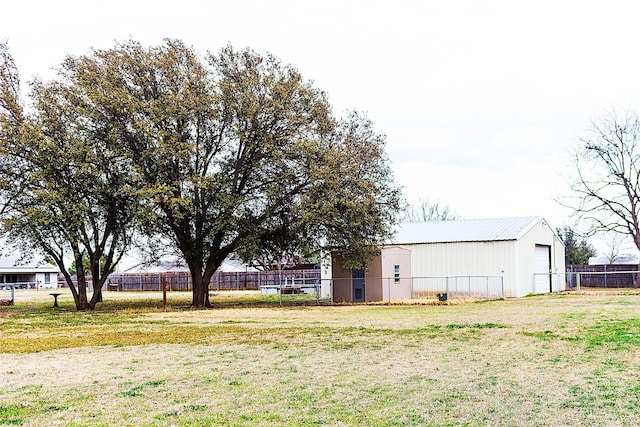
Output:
[{"xmin": 392, "ymin": 216, "xmax": 544, "ymax": 245}]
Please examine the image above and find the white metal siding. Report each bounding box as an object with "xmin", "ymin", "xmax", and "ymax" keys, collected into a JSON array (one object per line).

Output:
[
  {"xmin": 399, "ymin": 240, "xmax": 517, "ymax": 296},
  {"xmin": 514, "ymin": 219, "xmax": 565, "ymax": 296},
  {"xmin": 390, "ymin": 217, "xmax": 566, "ymax": 299},
  {"xmin": 552, "ymin": 234, "xmax": 566, "ymax": 292}
]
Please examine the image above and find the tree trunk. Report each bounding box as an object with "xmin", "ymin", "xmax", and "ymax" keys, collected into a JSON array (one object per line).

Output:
[
  {"xmin": 54, "ymin": 256, "xmax": 90, "ymax": 311},
  {"xmin": 88, "ymin": 255, "xmax": 104, "ymax": 308},
  {"xmin": 69, "ymin": 251, "xmax": 91, "ymax": 310},
  {"xmin": 187, "ymin": 255, "xmax": 225, "ymax": 308},
  {"xmin": 190, "ymin": 268, "xmax": 209, "ymax": 308},
  {"xmin": 75, "ymin": 274, "xmax": 90, "ymax": 310},
  {"xmin": 88, "ymin": 285, "xmax": 103, "ymax": 310}
]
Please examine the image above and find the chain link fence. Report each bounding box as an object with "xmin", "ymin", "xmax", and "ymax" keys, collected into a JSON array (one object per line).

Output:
[
  {"xmin": 566, "ymin": 269, "xmax": 639, "ymax": 290},
  {"xmin": 330, "ymin": 276, "xmax": 505, "ymax": 303},
  {"xmin": 411, "ymin": 276, "xmax": 504, "ymax": 301}
]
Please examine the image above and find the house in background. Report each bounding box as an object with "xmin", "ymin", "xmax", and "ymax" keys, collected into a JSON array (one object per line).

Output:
[
  {"xmin": 0, "ymin": 255, "xmax": 60, "ymax": 289},
  {"xmin": 119, "ymin": 257, "xmax": 260, "ymax": 274},
  {"xmin": 588, "ymin": 254, "xmax": 639, "ymax": 266},
  {"xmin": 332, "ymin": 216, "xmax": 565, "ymax": 302}
]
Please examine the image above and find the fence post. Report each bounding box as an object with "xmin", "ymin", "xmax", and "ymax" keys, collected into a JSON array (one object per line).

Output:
[
  {"xmin": 446, "ymin": 277, "xmax": 449, "ymax": 301},
  {"xmin": 162, "ymin": 275, "xmax": 167, "ymax": 312},
  {"xmin": 330, "ymin": 279, "xmax": 333, "ymax": 304},
  {"xmin": 387, "ymin": 278, "xmax": 391, "ymax": 303},
  {"xmin": 486, "ymin": 276, "xmax": 489, "ymax": 299},
  {"xmin": 576, "ymin": 273, "xmax": 581, "ymax": 293}
]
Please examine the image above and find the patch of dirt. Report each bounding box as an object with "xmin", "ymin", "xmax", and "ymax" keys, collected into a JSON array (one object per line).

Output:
[{"xmin": 0, "ymin": 306, "xmax": 36, "ymax": 316}]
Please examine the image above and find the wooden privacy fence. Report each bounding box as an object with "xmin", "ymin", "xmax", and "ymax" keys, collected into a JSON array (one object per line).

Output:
[
  {"xmin": 566, "ymin": 264, "xmax": 639, "ymax": 288},
  {"xmin": 105, "ymin": 269, "xmax": 321, "ymax": 291},
  {"xmin": 107, "ymin": 272, "xmax": 190, "ymax": 291}
]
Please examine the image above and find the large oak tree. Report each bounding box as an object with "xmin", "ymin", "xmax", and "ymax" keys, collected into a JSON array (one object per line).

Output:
[{"xmin": 2, "ymin": 39, "xmax": 401, "ymax": 308}]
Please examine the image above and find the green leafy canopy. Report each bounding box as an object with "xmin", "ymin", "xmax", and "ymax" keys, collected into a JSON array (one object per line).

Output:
[{"xmin": 0, "ymin": 39, "xmax": 402, "ymax": 309}]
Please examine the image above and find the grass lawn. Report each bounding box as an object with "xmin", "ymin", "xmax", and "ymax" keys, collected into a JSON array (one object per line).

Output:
[{"xmin": 1, "ymin": 289, "xmax": 640, "ymax": 426}]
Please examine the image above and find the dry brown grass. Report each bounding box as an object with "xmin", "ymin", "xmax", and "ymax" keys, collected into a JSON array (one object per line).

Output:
[{"xmin": 1, "ymin": 290, "xmax": 640, "ymax": 426}]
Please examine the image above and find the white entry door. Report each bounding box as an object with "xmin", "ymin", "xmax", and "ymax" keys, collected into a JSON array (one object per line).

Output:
[{"xmin": 534, "ymin": 245, "xmax": 551, "ymax": 293}]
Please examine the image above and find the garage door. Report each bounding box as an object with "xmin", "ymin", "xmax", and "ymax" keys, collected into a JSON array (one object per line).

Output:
[{"xmin": 534, "ymin": 245, "xmax": 551, "ymax": 293}]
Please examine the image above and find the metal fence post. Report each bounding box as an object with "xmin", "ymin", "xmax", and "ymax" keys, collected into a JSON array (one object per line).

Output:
[
  {"xmin": 411, "ymin": 277, "xmax": 414, "ymax": 299},
  {"xmin": 446, "ymin": 277, "xmax": 449, "ymax": 301},
  {"xmin": 486, "ymin": 276, "xmax": 489, "ymax": 299},
  {"xmin": 486, "ymin": 277, "xmax": 489, "ymax": 299}
]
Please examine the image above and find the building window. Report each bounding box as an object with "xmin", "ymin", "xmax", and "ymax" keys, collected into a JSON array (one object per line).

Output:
[
  {"xmin": 44, "ymin": 273, "xmax": 50, "ymax": 284},
  {"xmin": 394, "ymin": 265, "xmax": 400, "ymax": 283}
]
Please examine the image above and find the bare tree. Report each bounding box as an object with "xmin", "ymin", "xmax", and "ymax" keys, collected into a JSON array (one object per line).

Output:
[
  {"xmin": 567, "ymin": 110, "xmax": 640, "ymax": 257},
  {"xmin": 403, "ymin": 198, "xmax": 459, "ymax": 222},
  {"xmin": 599, "ymin": 233, "xmax": 635, "ymax": 265}
]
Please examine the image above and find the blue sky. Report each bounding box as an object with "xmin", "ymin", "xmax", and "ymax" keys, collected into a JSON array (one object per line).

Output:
[{"xmin": 5, "ymin": 0, "xmax": 640, "ymax": 254}]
